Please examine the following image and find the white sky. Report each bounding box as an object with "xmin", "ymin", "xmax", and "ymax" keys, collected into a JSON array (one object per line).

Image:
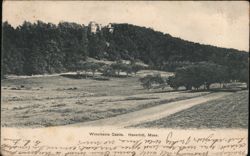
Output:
[{"xmin": 2, "ymin": 1, "xmax": 249, "ymax": 51}]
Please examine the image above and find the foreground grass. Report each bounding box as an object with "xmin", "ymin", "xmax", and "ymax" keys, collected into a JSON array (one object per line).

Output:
[
  {"xmin": 134, "ymin": 90, "xmax": 248, "ymax": 129},
  {"xmin": 2, "ymin": 72, "xmax": 209, "ymax": 127}
]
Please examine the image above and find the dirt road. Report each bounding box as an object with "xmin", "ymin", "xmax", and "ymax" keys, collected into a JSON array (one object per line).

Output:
[{"xmin": 69, "ymin": 92, "xmax": 232, "ymax": 128}]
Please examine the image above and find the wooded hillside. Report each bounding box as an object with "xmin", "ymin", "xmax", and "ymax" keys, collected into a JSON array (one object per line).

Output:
[{"xmin": 2, "ymin": 21, "xmax": 248, "ymax": 76}]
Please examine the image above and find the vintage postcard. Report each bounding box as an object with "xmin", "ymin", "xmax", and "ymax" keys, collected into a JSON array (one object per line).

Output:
[{"xmin": 1, "ymin": 1, "xmax": 249, "ymax": 156}]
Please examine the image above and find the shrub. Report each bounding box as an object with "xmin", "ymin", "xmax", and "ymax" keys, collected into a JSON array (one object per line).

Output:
[
  {"xmin": 140, "ymin": 74, "xmax": 165, "ymax": 90},
  {"xmin": 102, "ymin": 65, "xmax": 116, "ymax": 77}
]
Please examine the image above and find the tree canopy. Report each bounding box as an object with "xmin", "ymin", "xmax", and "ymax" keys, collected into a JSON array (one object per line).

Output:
[{"xmin": 2, "ymin": 21, "xmax": 249, "ymax": 77}]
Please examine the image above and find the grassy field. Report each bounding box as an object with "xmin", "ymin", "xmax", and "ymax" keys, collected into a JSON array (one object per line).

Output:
[
  {"xmin": 1, "ymin": 70, "xmax": 210, "ymax": 127},
  {"xmin": 134, "ymin": 90, "xmax": 248, "ymax": 129}
]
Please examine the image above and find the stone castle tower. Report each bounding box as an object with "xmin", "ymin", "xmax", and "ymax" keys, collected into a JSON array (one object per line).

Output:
[
  {"xmin": 88, "ymin": 22, "xmax": 114, "ymax": 34},
  {"xmin": 88, "ymin": 21, "xmax": 101, "ymax": 34}
]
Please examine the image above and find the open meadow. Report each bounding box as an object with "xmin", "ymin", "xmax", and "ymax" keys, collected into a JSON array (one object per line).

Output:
[
  {"xmin": 1, "ymin": 70, "xmax": 248, "ymax": 128},
  {"xmin": 1, "ymin": 70, "xmax": 205, "ymax": 127}
]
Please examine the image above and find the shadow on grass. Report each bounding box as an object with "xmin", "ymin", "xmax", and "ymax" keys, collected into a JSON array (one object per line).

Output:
[
  {"xmin": 60, "ymin": 74, "xmax": 110, "ymax": 81},
  {"xmin": 101, "ymin": 74, "xmax": 132, "ymax": 78},
  {"xmin": 152, "ymin": 89, "xmax": 186, "ymax": 94},
  {"xmin": 153, "ymin": 88, "xmax": 245, "ymax": 94},
  {"xmin": 188, "ymin": 88, "xmax": 246, "ymax": 93},
  {"xmin": 139, "ymin": 87, "xmax": 247, "ymax": 94}
]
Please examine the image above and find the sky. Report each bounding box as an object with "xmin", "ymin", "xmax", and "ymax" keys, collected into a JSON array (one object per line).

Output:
[{"xmin": 2, "ymin": 1, "xmax": 249, "ymax": 51}]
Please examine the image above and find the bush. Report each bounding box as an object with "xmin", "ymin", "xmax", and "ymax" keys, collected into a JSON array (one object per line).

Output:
[
  {"xmin": 110, "ymin": 60, "xmax": 143, "ymax": 77},
  {"xmin": 131, "ymin": 64, "xmax": 144, "ymax": 75},
  {"xmin": 75, "ymin": 61, "xmax": 101, "ymax": 78},
  {"xmin": 239, "ymin": 68, "xmax": 249, "ymax": 88},
  {"xmin": 139, "ymin": 74, "xmax": 165, "ymax": 90},
  {"xmin": 102, "ymin": 65, "xmax": 116, "ymax": 77},
  {"xmin": 167, "ymin": 76, "xmax": 179, "ymax": 90}
]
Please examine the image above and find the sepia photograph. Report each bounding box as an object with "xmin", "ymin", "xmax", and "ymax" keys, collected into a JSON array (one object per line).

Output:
[{"xmin": 1, "ymin": 1, "xmax": 249, "ymax": 156}]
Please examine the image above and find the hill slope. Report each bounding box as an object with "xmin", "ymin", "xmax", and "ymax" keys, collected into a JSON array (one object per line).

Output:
[{"xmin": 2, "ymin": 21, "xmax": 248, "ymax": 76}]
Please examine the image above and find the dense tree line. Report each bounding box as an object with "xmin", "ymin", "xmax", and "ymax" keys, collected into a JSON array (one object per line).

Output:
[
  {"xmin": 2, "ymin": 21, "xmax": 88, "ymax": 76},
  {"xmin": 2, "ymin": 21, "xmax": 249, "ymax": 77},
  {"xmin": 168, "ymin": 62, "xmax": 232, "ymax": 90},
  {"xmin": 75, "ymin": 60, "xmax": 145, "ymax": 78},
  {"xmin": 140, "ymin": 62, "xmax": 249, "ymax": 90}
]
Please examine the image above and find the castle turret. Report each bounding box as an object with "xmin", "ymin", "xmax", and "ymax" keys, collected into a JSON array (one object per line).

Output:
[
  {"xmin": 107, "ymin": 23, "xmax": 114, "ymax": 33},
  {"xmin": 88, "ymin": 21, "xmax": 98, "ymax": 34},
  {"xmin": 97, "ymin": 24, "xmax": 102, "ymax": 31},
  {"xmin": 88, "ymin": 22, "xmax": 113, "ymax": 34}
]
